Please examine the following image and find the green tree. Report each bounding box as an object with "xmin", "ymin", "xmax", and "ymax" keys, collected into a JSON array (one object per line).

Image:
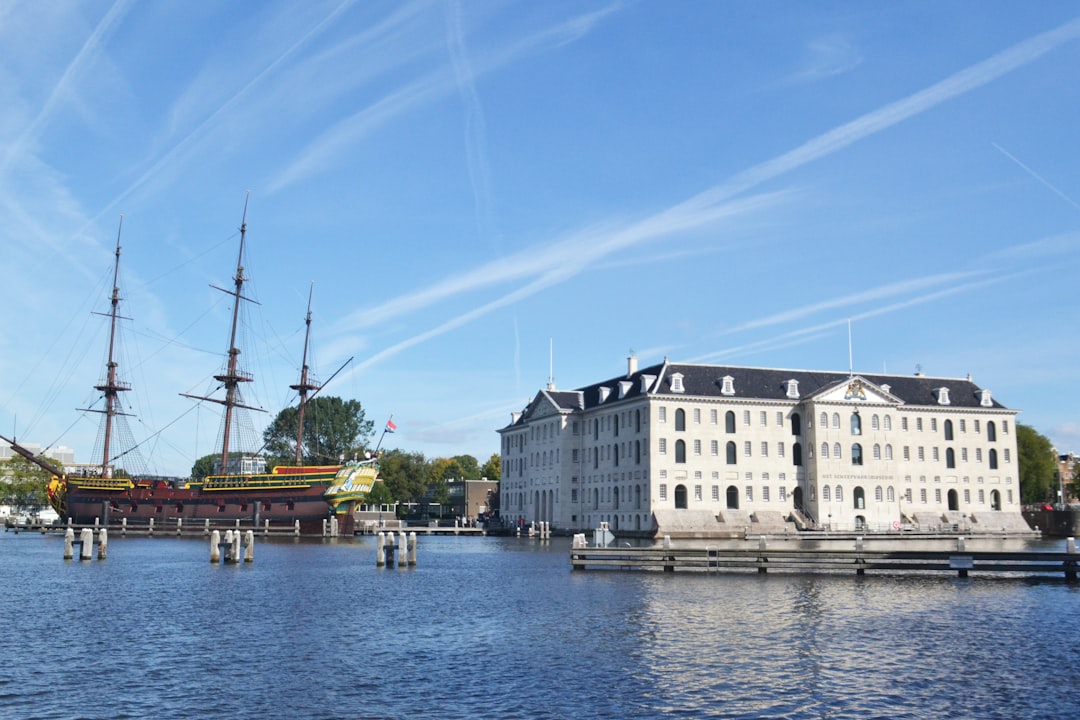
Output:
[
  {"xmin": 479, "ymin": 453, "xmax": 501, "ymax": 482},
  {"xmin": 0, "ymin": 457, "xmax": 50, "ymax": 510},
  {"xmin": 364, "ymin": 480, "xmax": 394, "ymax": 508},
  {"xmin": 191, "ymin": 453, "xmax": 222, "ymax": 480},
  {"xmin": 377, "ymin": 449, "xmax": 429, "ymax": 508},
  {"xmin": 1017, "ymin": 423, "xmax": 1057, "ymax": 504},
  {"xmin": 263, "ymin": 396, "xmax": 374, "ymax": 465}
]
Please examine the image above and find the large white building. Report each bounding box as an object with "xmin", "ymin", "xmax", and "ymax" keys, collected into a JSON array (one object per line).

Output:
[{"xmin": 498, "ymin": 358, "xmax": 1032, "ymax": 537}]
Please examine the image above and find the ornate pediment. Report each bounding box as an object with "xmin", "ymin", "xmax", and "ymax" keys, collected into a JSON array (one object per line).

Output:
[{"xmin": 810, "ymin": 376, "xmax": 899, "ymax": 405}]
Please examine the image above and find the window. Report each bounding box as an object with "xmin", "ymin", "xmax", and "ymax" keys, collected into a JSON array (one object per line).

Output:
[
  {"xmin": 822, "ymin": 485, "xmax": 831, "ymax": 502},
  {"xmin": 873, "ymin": 444, "xmax": 881, "ymax": 460},
  {"xmin": 932, "ymin": 447, "xmax": 940, "ymax": 462},
  {"xmin": 726, "ymin": 442, "xmax": 737, "ymax": 465},
  {"xmin": 821, "ymin": 442, "xmax": 830, "ymax": 459},
  {"xmin": 694, "ymin": 439, "xmax": 702, "ymax": 456},
  {"xmin": 675, "ymin": 409, "xmax": 685, "ymax": 431},
  {"xmin": 762, "ymin": 486, "xmax": 770, "ymax": 502},
  {"xmin": 935, "ymin": 489, "xmax": 942, "ymax": 504},
  {"xmin": 946, "ymin": 448, "xmax": 956, "ymax": 469},
  {"xmin": 1004, "ymin": 449, "xmax": 1011, "ymax": 463},
  {"xmin": 988, "ymin": 422, "xmax": 997, "ymax": 442},
  {"xmin": 791, "ymin": 413, "xmax": 802, "ymax": 436},
  {"xmin": 874, "ymin": 486, "xmax": 883, "ymax": 502},
  {"xmin": 976, "ymin": 448, "xmax": 983, "ymax": 463},
  {"xmin": 944, "ymin": 420, "xmax": 954, "ymax": 441},
  {"xmin": 710, "ymin": 409, "xmax": 718, "ymax": 424},
  {"xmin": 884, "ymin": 416, "xmax": 892, "ymax": 431},
  {"xmin": 744, "ymin": 441, "xmax": 752, "ymax": 457},
  {"xmin": 851, "ymin": 412, "xmax": 862, "ymax": 435},
  {"xmin": 961, "ymin": 448, "xmax": 968, "ymax": 462},
  {"xmin": 964, "ymin": 489, "xmax": 970, "ymax": 504},
  {"xmin": 711, "ymin": 485, "xmax": 720, "ymax": 501},
  {"xmin": 989, "ymin": 449, "xmax": 998, "ymax": 470},
  {"xmin": 918, "ymin": 447, "xmax": 925, "ymax": 461},
  {"xmin": 916, "ymin": 418, "xmax": 923, "ymax": 432},
  {"xmin": 871, "ymin": 414, "xmax": 880, "ymax": 431},
  {"xmin": 852, "ymin": 443, "xmax": 863, "ymax": 466},
  {"xmin": 760, "ymin": 411, "xmax": 767, "ymax": 427},
  {"xmin": 793, "ymin": 443, "xmax": 803, "ymax": 466},
  {"xmin": 694, "ymin": 485, "xmax": 702, "ymax": 502},
  {"xmin": 885, "ymin": 444, "xmax": 893, "ymax": 461},
  {"xmin": 711, "ymin": 440, "xmax": 719, "ymax": 456},
  {"xmin": 675, "ymin": 440, "xmax": 686, "ymax": 463},
  {"xmin": 761, "ymin": 442, "xmax": 769, "ymax": 457},
  {"xmin": 901, "ymin": 417, "xmax": 908, "ymax": 431},
  {"xmin": 903, "ymin": 446, "xmax": 910, "ymax": 461},
  {"xmin": 887, "ymin": 486, "xmax": 895, "ymax": 502},
  {"xmin": 659, "ymin": 438, "xmax": 667, "ymax": 455},
  {"xmin": 693, "ymin": 408, "xmax": 701, "ymax": 424},
  {"xmin": 833, "ymin": 443, "xmax": 842, "ymax": 459},
  {"xmin": 721, "ymin": 376, "xmax": 735, "ymax": 395},
  {"xmin": 835, "ymin": 485, "xmax": 843, "ymax": 502},
  {"xmin": 725, "ymin": 411, "xmax": 736, "ymax": 434},
  {"xmin": 671, "ymin": 373, "xmax": 684, "ymax": 393},
  {"xmin": 777, "ymin": 442, "xmax": 785, "ymax": 458},
  {"xmin": 658, "ymin": 407, "xmax": 667, "ymax": 423},
  {"xmin": 776, "ymin": 411, "xmax": 784, "ymax": 426},
  {"xmin": 920, "ymin": 488, "xmax": 927, "ymax": 504},
  {"xmin": 659, "ymin": 484, "xmax": 667, "ymax": 501},
  {"xmin": 819, "ymin": 412, "xmax": 828, "ymax": 428},
  {"xmin": 743, "ymin": 410, "xmax": 751, "ymax": 426},
  {"xmin": 931, "ymin": 418, "xmax": 938, "ymax": 432},
  {"xmin": 832, "ymin": 413, "xmax": 840, "ymax": 429}
]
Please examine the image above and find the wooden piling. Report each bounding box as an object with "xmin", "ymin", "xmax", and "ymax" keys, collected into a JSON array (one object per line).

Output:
[
  {"xmin": 97, "ymin": 529, "xmax": 108, "ymax": 560},
  {"xmin": 243, "ymin": 530, "xmax": 254, "ymax": 563},
  {"xmin": 210, "ymin": 530, "xmax": 221, "ymax": 562},
  {"xmin": 376, "ymin": 532, "xmax": 385, "ymax": 567},
  {"xmin": 79, "ymin": 528, "xmax": 93, "ymax": 560},
  {"xmin": 64, "ymin": 528, "xmax": 75, "ymax": 560}
]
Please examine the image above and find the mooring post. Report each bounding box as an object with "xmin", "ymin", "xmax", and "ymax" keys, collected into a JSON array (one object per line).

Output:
[
  {"xmin": 204, "ymin": 519, "xmax": 210, "ymax": 536},
  {"xmin": 148, "ymin": 518, "xmax": 154, "ymax": 536},
  {"xmin": 79, "ymin": 528, "xmax": 94, "ymax": 560},
  {"xmin": 855, "ymin": 536, "xmax": 865, "ymax": 575},
  {"xmin": 1066, "ymin": 537, "xmax": 1077, "ymax": 582},
  {"xmin": 957, "ymin": 536, "xmax": 966, "ymax": 552},
  {"xmin": 210, "ymin": 530, "xmax": 221, "ymax": 563},
  {"xmin": 121, "ymin": 517, "xmax": 127, "ymax": 537},
  {"xmin": 376, "ymin": 532, "xmax": 386, "ymax": 567},
  {"xmin": 176, "ymin": 518, "xmax": 183, "ymax": 536},
  {"xmin": 243, "ymin": 530, "xmax": 254, "ymax": 563},
  {"xmin": 408, "ymin": 532, "xmax": 417, "ymax": 566},
  {"xmin": 228, "ymin": 529, "xmax": 240, "ymax": 564},
  {"xmin": 97, "ymin": 529, "xmax": 108, "ymax": 560},
  {"xmin": 264, "ymin": 519, "xmax": 270, "ymax": 537},
  {"xmin": 322, "ymin": 519, "xmax": 328, "ymax": 537},
  {"xmin": 294, "ymin": 520, "xmax": 300, "ymax": 537},
  {"xmin": 64, "ymin": 528, "xmax": 75, "ymax": 560}
]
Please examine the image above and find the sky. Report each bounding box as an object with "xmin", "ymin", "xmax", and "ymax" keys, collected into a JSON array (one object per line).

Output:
[{"xmin": 1, "ymin": 1, "xmax": 1079, "ymax": 477}]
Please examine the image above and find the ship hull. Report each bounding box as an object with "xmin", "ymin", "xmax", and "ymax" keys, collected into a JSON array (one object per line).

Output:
[{"xmin": 64, "ymin": 483, "xmax": 338, "ymax": 534}]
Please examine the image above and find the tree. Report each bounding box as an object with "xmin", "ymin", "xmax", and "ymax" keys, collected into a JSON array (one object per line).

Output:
[
  {"xmin": 1017, "ymin": 424, "xmax": 1056, "ymax": 504},
  {"xmin": 364, "ymin": 480, "xmax": 394, "ymax": 508},
  {"xmin": 0, "ymin": 457, "xmax": 50, "ymax": 510},
  {"xmin": 263, "ymin": 396, "xmax": 374, "ymax": 465},
  {"xmin": 479, "ymin": 453, "xmax": 501, "ymax": 482},
  {"xmin": 191, "ymin": 454, "xmax": 222, "ymax": 481},
  {"xmin": 377, "ymin": 449, "xmax": 429, "ymax": 507}
]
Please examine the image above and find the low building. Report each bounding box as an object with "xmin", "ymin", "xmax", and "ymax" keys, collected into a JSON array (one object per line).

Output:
[{"xmin": 498, "ymin": 357, "xmax": 1031, "ymax": 537}]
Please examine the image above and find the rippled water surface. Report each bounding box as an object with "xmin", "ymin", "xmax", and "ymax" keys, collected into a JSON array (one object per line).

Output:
[{"xmin": 2, "ymin": 531, "xmax": 1078, "ymax": 719}]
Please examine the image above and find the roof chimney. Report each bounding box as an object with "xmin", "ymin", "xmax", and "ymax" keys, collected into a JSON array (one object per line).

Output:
[{"xmin": 627, "ymin": 354, "xmax": 638, "ymax": 377}]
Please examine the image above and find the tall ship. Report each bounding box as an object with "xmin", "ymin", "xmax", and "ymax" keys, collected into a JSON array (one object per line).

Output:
[{"xmin": 2, "ymin": 205, "xmax": 377, "ymax": 534}]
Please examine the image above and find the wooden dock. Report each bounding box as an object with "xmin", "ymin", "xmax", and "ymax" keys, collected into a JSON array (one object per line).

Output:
[{"xmin": 570, "ymin": 538, "xmax": 1079, "ymax": 580}]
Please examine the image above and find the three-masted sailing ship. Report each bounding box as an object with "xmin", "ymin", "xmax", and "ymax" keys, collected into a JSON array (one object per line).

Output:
[{"xmin": 2, "ymin": 205, "xmax": 377, "ymax": 533}]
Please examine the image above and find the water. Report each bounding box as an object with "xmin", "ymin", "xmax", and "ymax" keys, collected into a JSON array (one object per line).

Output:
[{"xmin": 2, "ymin": 530, "xmax": 1078, "ymax": 719}]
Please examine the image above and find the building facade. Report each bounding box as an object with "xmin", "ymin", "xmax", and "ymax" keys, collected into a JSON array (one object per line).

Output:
[{"xmin": 498, "ymin": 358, "xmax": 1029, "ymax": 536}]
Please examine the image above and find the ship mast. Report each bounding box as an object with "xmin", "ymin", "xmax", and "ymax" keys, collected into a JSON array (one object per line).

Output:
[
  {"xmin": 181, "ymin": 194, "xmax": 263, "ymax": 475},
  {"xmin": 289, "ymin": 282, "xmax": 320, "ymax": 465},
  {"xmin": 86, "ymin": 218, "xmax": 132, "ymax": 478}
]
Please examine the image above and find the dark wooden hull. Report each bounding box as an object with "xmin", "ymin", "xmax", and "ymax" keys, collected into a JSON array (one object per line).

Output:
[{"xmin": 65, "ymin": 483, "xmax": 339, "ymax": 534}]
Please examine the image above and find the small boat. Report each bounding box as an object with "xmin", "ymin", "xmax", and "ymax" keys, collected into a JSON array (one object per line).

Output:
[{"xmin": 5, "ymin": 202, "xmax": 376, "ymax": 534}]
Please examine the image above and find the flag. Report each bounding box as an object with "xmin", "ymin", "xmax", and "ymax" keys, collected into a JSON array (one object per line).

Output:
[{"xmin": 385, "ymin": 418, "xmax": 397, "ymax": 433}]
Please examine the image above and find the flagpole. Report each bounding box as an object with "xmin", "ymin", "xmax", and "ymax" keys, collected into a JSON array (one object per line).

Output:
[{"xmin": 374, "ymin": 414, "xmax": 394, "ymax": 455}]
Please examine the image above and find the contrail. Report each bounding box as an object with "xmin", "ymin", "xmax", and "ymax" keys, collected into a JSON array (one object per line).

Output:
[{"xmin": 992, "ymin": 142, "xmax": 1080, "ymax": 212}]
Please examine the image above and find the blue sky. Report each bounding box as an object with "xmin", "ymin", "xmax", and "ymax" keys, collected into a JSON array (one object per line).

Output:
[{"xmin": 2, "ymin": 1, "xmax": 1079, "ymax": 476}]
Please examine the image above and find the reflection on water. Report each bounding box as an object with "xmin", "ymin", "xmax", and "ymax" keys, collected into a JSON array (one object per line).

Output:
[{"xmin": 0, "ymin": 532, "xmax": 1077, "ymax": 719}]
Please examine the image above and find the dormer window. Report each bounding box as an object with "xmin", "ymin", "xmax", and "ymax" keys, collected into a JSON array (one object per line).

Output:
[
  {"xmin": 720, "ymin": 375, "xmax": 735, "ymax": 396},
  {"xmin": 640, "ymin": 374, "xmax": 656, "ymax": 394},
  {"xmin": 936, "ymin": 387, "xmax": 951, "ymax": 406},
  {"xmin": 598, "ymin": 386, "xmax": 610, "ymax": 403},
  {"xmin": 979, "ymin": 389, "xmax": 992, "ymax": 407},
  {"xmin": 670, "ymin": 373, "xmax": 685, "ymax": 393},
  {"xmin": 881, "ymin": 384, "xmax": 891, "ymax": 394},
  {"xmin": 786, "ymin": 379, "xmax": 799, "ymax": 399},
  {"xmin": 618, "ymin": 380, "xmax": 632, "ymax": 399}
]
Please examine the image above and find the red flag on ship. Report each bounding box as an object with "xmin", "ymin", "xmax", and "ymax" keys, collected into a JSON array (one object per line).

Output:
[{"xmin": 385, "ymin": 418, "xmax": 397, "ymax": 433}]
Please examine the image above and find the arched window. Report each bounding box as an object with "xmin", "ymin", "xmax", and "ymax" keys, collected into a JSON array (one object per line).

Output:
[
  {"xmin": 833, "ymin": 443, "xmax": 842, "ymax": 459},
  {"xmin": 635, "ymin": 440, "xmax": 641, "ymax": 464},
  {"xmin": 854, "ymin": 486, "xmax": 865, "ymax": 509},
  {"xmin": 614, "ymin": 445, "xmax": 620, "ymax": 467},
  {"xmin": 873, "ymin": 444, "xmax": 881, "ymax": 460},
  {"xmin": 614, "ymin": 415, "xmax": 620, "ymax": 437},
  {"xmin": 675, "ymin": 409, "xmax": 685, "ymax": 432},
  {"xmin": 822, "ymin": 485, "xmax": 831, "ymax": 502},
  {"xmin": 987, "ymin": 422, "xmax": 997, "ymax": 442},
  {"xmin": 884, "ymin": 415, "xmax": 892, "ymax": 431},
  {"xmin": 835, "ymin": 485, "xmax": 843, "ymax": 502},
  {"xmin": 675, "ymin": 485, "xmax": 688, "ymax": 509},
  {"xmin": 944, "ymin": 419, "xmax": 954, "ymax": 441},
  {"xmin": 874, "ymin": 485, "xmax": 883, "ymax": 502},
  {"xmin": 819, "ymin": 412, "xmax": 828, "ymax": 427},
  {"xmin": 726, "ymin": 486, "xmax": 739, "ymax": 509},
  {"xmin": 793, "ymin": 443, "xmax": 803, "ymax": 466},
  {"xmin": 946, "ymin": 448, "xmax": 955, "ymax": 469},
  {"xmin": 821, "ymin": 442, "xmax": 830, "ymax": 459},
  {"xmin": 832, "ymin": 413, "xmax": 840, "ymax": 429},
  {"xmin": 852, "ymin": 443, "xmax": 863, "ymax": 466},
  {"xmin": 851, "ymin": 412, "xmax": 862, "ymax": 436},
  {"xmin": 613, "ymin": 487, "xmax": 620, "ymax": 510},
  {"xmin": 989, "ymin": 449, "xmax": 998, "ymax": 470},
  {"xmin": 885, "ymin": 444, "xmax": 893, "ymax": 461},
  {"xmin": 725, "ymin": 411, "xmax": 736, "ymax": 434},
  {"xmin": 887, "ymin": 486, "xmax": 895, "ymax": 502},
  {"xmin": 791, "ymin": 413, "xmax": 801, "ymax": 436},
  {"xmin": 726, "ymin": 441, "xmax": 737, "ymax": 465},
  {"xmin": 675, "ymin": 440, "xmax": 686, "ymax": 464},
  {"xmin": 871, "ymin": 414, "xmax": 880, "ymax": 431}
]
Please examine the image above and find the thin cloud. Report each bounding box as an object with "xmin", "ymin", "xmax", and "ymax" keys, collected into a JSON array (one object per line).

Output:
[
  {"xmin": 992, "ymin": 142, "xmax": 1080, "ymax": 212},
  {"xmin": 787, "ymin": 34, "xmax": 863, "ymax": 84}
]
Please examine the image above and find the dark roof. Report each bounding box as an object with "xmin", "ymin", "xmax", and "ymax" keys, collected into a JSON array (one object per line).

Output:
[{"xmin": 502, "ymin": 361, "xmax": 1011, "ymax": 430}]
